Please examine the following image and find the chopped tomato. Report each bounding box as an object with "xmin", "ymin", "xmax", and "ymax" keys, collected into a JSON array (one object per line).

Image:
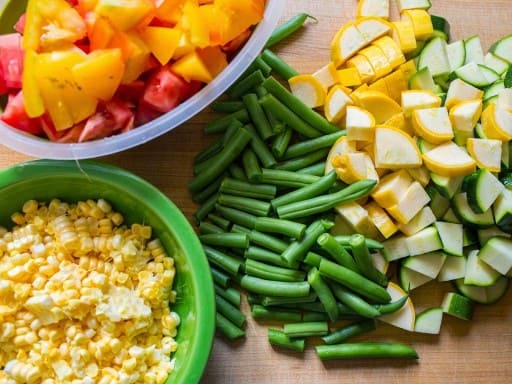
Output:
[
  {"xmin": 142, "ymin": 66, "xmax": 190, "ymax": 113},
  {"xmin": 0, "ymin": 66, "xmax": 8, "ymax": 95},
  {"xmin": 78, "ymin": 100, "xmax": 134, "ymax": 142},
  {"xmin": 135, "ymin": 101, "xmax": 162, "ymax": 126},
  {"xmin": 1, "ymin": 91, "xmax": 43, "ymax": 135},
  {"xmin": 115, "ymin": 80, "xmax": 145, "ymax": 105},
  {"xmin": 222, "ymin": 28, "xmax": 251, "ymax": 56},
  {"xmin": 0, "ymin": 33, "xmax": 24, "ymax": 89},
  {"xmin": 14, "ymin": 14, "xmax": 26, "ymax": 35}
]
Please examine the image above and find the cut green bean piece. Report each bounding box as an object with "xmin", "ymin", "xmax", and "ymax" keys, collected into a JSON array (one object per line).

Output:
[
  {"xmin": 334, "ymin": 235, "xmax": 384, "ymax": 250},
  {"xmin": 283, "ymin": 130, "xmax": 345, "ymax": 160},
  {"xmin": 228, "ymin": 163, "xmax": 247, "ymax": 181},
  {"xmin": 216, "ymin": 312, "xmax": 245, "ymax": 340},
  {"xmin": 265, "ymin": 13, "xmax": 317, "ymax": 49},
  {"xmin": 211, "ymin": 100, "xmax": 245, "ymax": 113},
  {"xmin": 284, "ymin": 321, "xmax": 328, "ymax": 338},
  {"xmin": 246, "ymin": 246, "xmax": 290, "ymax": 268},
  {"xmin": 242, "ymin": 148, "xmax": 261, "ymax": 182},
  {"xmin": 319, "ymin": 258, "xmax": 391, "ymax": 304},
  {"xmin": 215, "ymin": 294, "xmax": 246, "ymax": 328},
  {"xmin": 241, "ymin": 275, "xmax": 310, "ymax": 297},
  {"xmin": 220, "ymin": 177, "xmax": 276, "ymax": 200},
  {"xmin": 308, "ymin": 267, "xmax": 339, "ymax": 322},
  {"xmin": 204, "ymin": 245, "xmax": 244, "ymax": 277},
  {"xmin": 245, "ymin": 259, "xmax": 306, "ymax": 282},
  {"xmin": 203, "ymin": 109, "xmax": 250, "ymax": 134},
  {"xmin": 228, "ymin": 69, "xmax": 266, "ymax": 98},
  {"xmin": 221, "ymin": 119, "xmax": 244, "ymax": 147},
  {"xmin": 215, "ymin": 204, "xmax": 257, "ymax": 229},
  {"xmin": 212, "ymin": 268, "xmax": 231, "ymax": 289},
  {"xmin": 261, "ymin": 292, "xmax": 317, "ymax": 307},
  {"xmin": 329, "ymin": 282, "xmax": 381, "ymax": 319},
  {"xmin": 243, "ymin": 56, "xmax": 272, "ymax": 78},
  {"xmin": 375, "ymin": 294, "xmax": 409, "ymax": 315},
  {"xmin": 207, "ymin": 213, "xmax": 231, "ymax": 231},
  {"xmin": 247, "ymin": 293, "xmax": 263, "ymax": 305},
  {"xmin": 268, "ymin": 328, "xmax": 305, "ymax": 352},
  {"xmin": 262, "ymin": 76, "xmax": 338, "ymax": 134},
  {"xmin": 189, "ymin": 126, "xmax": 252, "ymax": 193},
  {"xmin": 198, "ymin": 221, "xmax": 224, "ymax": 235},
  {"xmin": 254, "ymin": 217, "xmax": 306, "ymax": 240},
  {"xmin": 199, "ymin": 232, "xmax": 249, "ymax": 249},
  {"xmin": 304, "ymin": 252, "xmax": 323, "ymax": 268},
  {"xmin": 244, "ymin": 124, "xmax": 278, "ymax": 169},
  {"xmin": 194, "ymin": 137, "xmax": 223, "ymax": 164},
  {"xmin": 271, "ymin": 127, "xmax": 293, "ymax": 159},
  {"xmin": 259, "ymin": 168, "xmax": 320, "ymax": 188},
  {"xmin": 317, "ymin": 232, "xmax": 360, "ymax": 273},
  {"xmin": 217, "ymin": 194, "xmax": 271, "ymax": 217},
  {"xmin": 243, "ymin": 93, "xmax": 274, "ymax": 141},
  {"xmin": 247, "ymin": 230, "xmax": 289, "ymax": 253},
  {"xmin": 296, "ymin": 162, "xmax": 326, "ymax": 176},
  {"xmin": 275, "ymin": 148, "xmax": 330, "ymax": 171},
  {"xmin": 260, "ymin": 49, "xmax": 299, "ymax": 80},
  {"xmin": 350, "ymin": 234, "xmax": 388, "ymax": 286},
  {"xmin": 302, "ymin": 312, "xmax": 329, "ymax": 322},
  {"xmin": 251, "ymin": 304, "xmax": 302, "ymax": 322},
  {"xmin": 316, "ymin": 343, "xmax": 419, "ymax": 360},
  {"xmin": 322, "ymin": 319, "xmax": 377, "ymax": 345},
  {"xmin": 193, "ymin": 192, "xmax": 218, "ymax": 224}
]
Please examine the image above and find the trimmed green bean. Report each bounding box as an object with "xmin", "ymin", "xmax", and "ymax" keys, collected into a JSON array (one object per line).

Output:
[
  {"xmin": 220, "ymin": 177, "xmax": 276, "ymax": 200},
  {"xmin": 375, "ymin": 294, "xmax": 409, "ymax": 315},
  {"xmin": 281, "ymin": 219, "xmax": 333, "ymax": 267},
  {"xmin": 212, "ymin": 268, "xmax": 230, "ymax": 289},
  {"xmin": 247, "ymin": 293, "xmax": 263, "ymax": 305},
  {"xmin": 275, "ymin": 148, "xmax": 330, "ymax": 172},
  {"xmin": 199, "ymin": 232, "xmax": 249, "ymax": 249},
  {"xmin": 216, "ymin": 312, "xmax": 245, "ymax": 340},
  {"xmin": 241, "ymin": 275, "xmax": 310, "ymax": 297},
  {"xmin": 350, "ymin": 234, "xmax": 388, "ymax": 286},
  {"xmin": 317, "ymin": 233, "xmax": 360, "ymax": 273},
  {"xmin": 203, "ymin": 245, "xmax": 244, "ymax": 277},
  {"xmin": 194, "ymin": 137, "xmax": 223, "ymax": 164},
  {"xmin": 260, "ymin": 49, "xmax": 299, "ymax": 80},
  {"xmin": 276, "ymin": 179, "xmax": 377, "ymax": 220},
  {"xmin": 255, "ymin": 85, "xmax": 269, "ymax": 98},
  {"xmin": 284, "ymin": 321, "xmax": 328, "ymax": 338},
  {"xmin": 307, "ymin": 267, "xmax": 339, "ymax": 322},
  {"xmin": 321, "ymin": 319, "xmax": 377, "ymax": 345},
  {"xmin": 222, "ymin": 119, "xmax": 244, "ymax": 147},
  {"xmin": 245, "ymin": 259, "xmax": 306, "ymax": 282},
  {"xmin": 193, "ymin": 192, "xmax": 218, "ymax": 224},
  {"xmin": 244, "ymin": 124, "xmax": 278, "ymax": 169},
  {"xmin": 261, "ymin": 292, "xmax": 317, "ymax": 307},
  {"xmin": 246, "ymin": 246, "xmax": 290, "ymax": 268},
  {"xmin": 302, "ymin": 312, "xmax": 330, "ymax": 322},
  {"xmin": 215, "ymin": 294, "xmax": 246, "ymax": 328},
  {"xmin": 260, "ymin": 93, "xmax": 322, "ymax": 138},
  {"xmin": 203, "ymin": 109, "xmax": 250, "ymax": 134},
  {"xmin": 251, "ymin": 304, "xmax": 302, "ymax": 322},
  {"xmin": 271, "ymin": 170, "xmax": 337, "ymax": 209},
  {"xmin": 265, "ymin": 13, "xmax": 317, "ymax": 49},
  {"xmin": 268, "ymin": 328, "xmax": 305, "ymax": 352},
  {"xmin": 296, "ymin": 162, "xmax": 326, "ymax": 176},
  {"xmin": 334, "ymin": 235, "xmax": 384, "ymax": 250},
  {"xmin": 242, "ymin": 148, "xmax": 261, "ymax": 182},
  {"xmin": 316, "ymin": 343, "xmax": 419, "ymax": 360},
  {"xmin": 189, "ymin": 126, "xmax": 252, "ymax": 193},
  {"xmin": 198, "ymin": 221, "xmax": 224, "ymax": 235},
  {"xmin": 243, "ymin": 93, "xmax": 274, "ymax": 141},
  {"xmin": 215, "ymin": 204, "xmax": 257, "ymax": 229},
  {"xmin": 303, "ymin": 252, "xmax": 323, "ymax": 268},
  {"xmin": 228, "ymin": 163, "xmax": 247, "ymax": 181},
  {"xmin": 243, "ymin": 56, "xmax": 272, "ymax": 78},
  {"xmin": 264, "ymin": 103, "xmax": 286, "ymax": 135},
  {"xmin": 319, "ymin": 258, "xmax": 391, "ymax": 304},
  {"xmin": 211, "ymin": 100, "xmax": 245, "ymax": 113},
  {"xmin": 217, "ymin": 194, "xmax": 271, "ymax": 217},
  {"xmin": 228, "ymin": 69, "xmax": 266, "ymax": 98},
  {"xmin": 329, "ymin": 282, "xmax": 381, "ymax": 319},
  {"xmin": 247, "ymin": 231, "xmax": 289, "ymax": 253},
  {"xmin": 254, "ymin": 217, "xmax": 306, "ymax": 240},
  {"xmin": 271, "ymin": 127, "xmax": 293, "ymax": 159},
  {"xmin": 207, "ymin": 213, "xmax": 231, "ymax": 231},
  {"xmin": 262, "ymin": 76, "xmax": 338, "ymax": 134},
  {"xmin": 283, "ymin": 130, "xmax": 345, "ymax": 160},
  {"xmin": 259, "ymin": 168, "xmax": 320, "ymax": 188}
]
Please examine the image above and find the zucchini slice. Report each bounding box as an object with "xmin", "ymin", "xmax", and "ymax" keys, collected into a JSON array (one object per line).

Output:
[
  {"xmin": 464, "ymin": 169, "xmax": 504, "ymax": 213},
  {"xmin": 479, "ymin": 236, "xmax": 512, "ymax": 275},
  {"xmin": 452, "ymin": 192, "xmax": 494, "ymax": 228},
  {"xmin": 464, "ymin": 249, "xmax": 500, "ymax": 287},
  {"xmin": 455, "ymin": 276, "xmax": 509, "ymax": 304}
]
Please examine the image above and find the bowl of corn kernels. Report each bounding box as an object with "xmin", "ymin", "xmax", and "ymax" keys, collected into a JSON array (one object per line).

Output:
[{"xmin": 0, "ymin": 159, "xmax": 215, "ymax": 384}]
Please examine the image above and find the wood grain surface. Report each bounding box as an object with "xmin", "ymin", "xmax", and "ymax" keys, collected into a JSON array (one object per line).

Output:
[{"xmin": 2, "ymin": 1, "xmax": 512, "ymax": 383}]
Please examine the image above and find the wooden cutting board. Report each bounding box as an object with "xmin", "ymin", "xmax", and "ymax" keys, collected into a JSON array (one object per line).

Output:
[{"xmin": 1, "ymin": 1, "xmax": 511, "ymax": 383}]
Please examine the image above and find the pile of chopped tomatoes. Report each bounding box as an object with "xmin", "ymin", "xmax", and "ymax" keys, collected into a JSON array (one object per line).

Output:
[{"xmin": 0, "ymin": 0, "xmax": 264, "ymax": 142}]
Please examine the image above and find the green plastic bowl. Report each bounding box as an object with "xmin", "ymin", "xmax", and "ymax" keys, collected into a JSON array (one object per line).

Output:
[{"xmin": 0, "ymin": 160, "xmax": 215, "ymax": 384}]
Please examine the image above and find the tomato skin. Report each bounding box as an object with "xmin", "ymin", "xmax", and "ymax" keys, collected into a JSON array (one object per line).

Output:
[
  {"xmin": 135, "ymin": 101, "xmax": 161, "ymax": 126},
  {"xmin": 142, "ymin": 66, "xmax": 190, "ymax": 113},
  {"xmin": 0, "ymin": 65, "xmax": 8, "ymax": 95},
  {"xmin": 1, "ymin": 91, "xmax": 43, "ymax": 135},
  {"xmin": 0, "ymin": 33, "xmax": 24, "ymax": 89},
  {"xmin": 14, "ymin": 14, "xmax": 26, "ymax": 34},
  {"xmin": 78, "ymin": 100, "xmax": 134, "ymax": 142}
]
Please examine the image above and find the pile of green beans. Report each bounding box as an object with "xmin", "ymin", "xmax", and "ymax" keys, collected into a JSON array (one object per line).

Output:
[{"xmin": 188, "ymin": 14, "xmax": 418, "ymax": 360}]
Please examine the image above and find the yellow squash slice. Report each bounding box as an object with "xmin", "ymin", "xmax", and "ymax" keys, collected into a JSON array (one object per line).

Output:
[
  {"xmin": 422, "ymin": 141, "xmax": 476, "ymax": 177},
  {"xmin": 288, "ymin": 74, "xmax": 326, "ymax": 108},
  {"xmin": 374, "ymin": 126, "xmax": 422, "ymax": 169},
  {"xmin": 345, "ymin": 105, "xmax": 376, "ymax": 142},
  {"xmin": 352, "ymin": 90, "xmax": 402, "ymax": 124},
  {"xmin": 412, "ymin": 107, "xmax": 454, "ymax": 144},
  {"xmin": 466, "ymin": 138, "xmax": 503, "ymax": 173}
]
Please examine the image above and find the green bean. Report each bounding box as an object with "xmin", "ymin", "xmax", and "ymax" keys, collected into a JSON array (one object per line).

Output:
[
  {"xmin": 241, "ymin": 275, "xmax": 310, "ymax": 297},
  {"xmin": 260, "ymin": 93, "xmax": 322, "ymax": 138},
  {"xmin": 284, "ymin": 321, "xmax": 328, "ymax": 338},
  {"xmin": 321, "ymin": 319, "xmax": 377, "ymax": 345},
  {"xmin": 260, "ymin": 49, "xmax": 299, "ymax": 80},
  {"xmin": 268, "ymin": 328, "xmax": 305, "ymax": 352},
  {"xmin": 244, "ymin": 124, "xmax": 277, "ymax": 169},
  {"xmin": 316, "ymin": 343, "xmax": 419, "ymax": 360},
  {"xmin": 220, "ymin": 177, "xmax": 276, "ymax": 201},
  {"xmin": 334, "ymin": 235, "xmax": 384, "ymax": 250},
  {"xmin": 251, "ymin": 304, "xmax": 302, "ymax": 322},
  {"xmin": 259, "ymin": 168, "xmax": 320, "ymax": 188},
  {"xmin": 198, "ymin": 221, "xmax": 224, "ymax": 235},
  {"xmin": 261, "ymin": 292, "xmax": 317, "ymax": 307},
  {"xmin": 276, "ymin": 179, "xmax": 377, "ymax": 220},
  {"xmin": 283, "ymin": 131, "xmax": 345, "ymax": 160},
  {"xmin": 265, "ymin": 13, "xmax": 317, "ymax": 49},
  {"xmin": 217, "ymin": 194, "xmax": 271, "ymax": 217},
  {"xmin": 245, "ymin": 259, "xmax": 306, "ymax": 282},
  {"xmin": 216, "ymin": 312, "xmax": 245, "ymax": 340},
  {"xmin": 302, "ymin": 312, "xmax": 330, "ymax": 322},
  {"xmin": 242, "ymin": 148, "xmax": 261, "ymax": 182},
  {"xmin": 228, "ymin": 69, "xmax": 266, "ymax": 98},
  {"xmin": 303, "ymin": 252, "xmax": 323, "ymax": 268},
  {"xmin": 337, "ymin": 302, "xmax": 364, "ymax": 320},
  {"xmin": 281, "ymin": 219, "xmax": 332, "ymax": 268},
  {"xmin": 206, "ymin": 213, "xmax": 231, "ymax": 231},
  {"xmin": 215, "ymin": 294, "xmax": 246, "ymax": 328},
  {"xmin": 194, "ymin": 137, "xmax": 223, "ymax": 164},
  {"xmin": 350, "ymin": 234, "xmax": 388, "ymax": 286},
  {"xmin": 243, "ymin": 56, "xmax": 272, "ymax": 78},
  {"xmin": 203, "ymin": 245, "xmax": 244, "ymax": 277},
  {"xmin": 317, "ymin": 233, "xmax": 360, "ymax": 273},
  {"xmin": 329, "ymin": 282, "xmax": 381, "ymax": 318},
  {"xmin": 221, "ymin": 118, "xmax": 244, "ymax": 147},
  {"xmin": 271, "ymin": 170, "xmax": 337, "ymax": 209},
  {"xmin": 243, "ymin": 93, "xmax": 274, "ymax": 141},
  {"xmin": 189, "ymin": 126, "xmax": 252, "ymax": 193},
  {"xmin": 254, "ymin": 217, "xmax": 306, "ymax": 240},
  {"xmin": 203, "ymin": 109, "xmax": 250, "ymax": 134},
  {"xmin": 307, "ymin": 267, "xmax": 339, "ymax": 322},
  {"xmin": 271, "ymin": 127, "xmax": 293, "ymax": 159},
  {"xmin": 284, "ymin": 301, "xmax": 327, "ymax": 313},
  {"xmin": 247, "ymin": 293, "xmax": 263, "ymax": 305},
  {"xmin": 211, "ymin": 100, "xmax": 245, "ymax": 113},
  {"xmin": 262, "ymin": 76, "xmax": 339, "ymax": 134},
  {"xmin": 375, "ymin": 294, "xmax": 409, "ymax": 315},
  {"xmin": 211, "ymin": 266, "xmax": 231, "ymax": 289},
  {"xmin": 193, "ymin": 192, "xmax": 218, "ymax": 224},
  {"xmin": 199, "ymin": 232, "xmax": 249, "ymax": 249},
  {"xmin": 275, "ymin": 148, "xmax": 330, "ymax": 171},
  {"xmin": 215, "ymin": 204, "xmax": 257, "ymax": 229},
  {"xmin": 247, "ymin": 230, "xmax": 289, "ymax": 253},
  {"xmin": 319, "ymin": 258, "xmax": 391, "ymax": 304},
  {"xmin": 255, "ymin": 85, "xmax": 269, "ymax": 98},
  {"xmin": 264, "ymin": 103, "xmax": 286, "ymax": 135},
  {"xmin": 228, "ymin": 163, "xmax": 247, "ymax": 181},
  {"xmin": 246, "ymin": 246, "xmax": 290, "ymax": 268},
  {"xmin": 296, "ymin": 162, "xmax": 326, "ymax": 176}
]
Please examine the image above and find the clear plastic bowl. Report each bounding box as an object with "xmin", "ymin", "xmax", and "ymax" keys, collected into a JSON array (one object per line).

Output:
[{"xmin": 0, "ymin": 0, "xmax": 284, "ymax": 159}]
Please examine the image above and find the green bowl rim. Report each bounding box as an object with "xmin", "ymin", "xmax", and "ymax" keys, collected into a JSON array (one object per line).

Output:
[{"xmin": 0, "ymin": 159, "xmax": 215, "ymax": 383}]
